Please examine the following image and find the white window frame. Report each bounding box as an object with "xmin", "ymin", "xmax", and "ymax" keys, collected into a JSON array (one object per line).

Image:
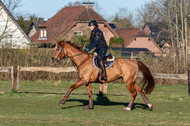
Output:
[
  {"xmin": 44, "ymin": 30, "xmax": 47, "ymax": 38},
  {"xmin": 40, "ymin": 30, "xmax": 44, "ymax": 38},
  {"xmin": 39, "ymin": 29, "xmax": 47, "ymax": 39},
  {"xmin": 74, "ymin": 31, "xmax": 83, "ymax": 35}
]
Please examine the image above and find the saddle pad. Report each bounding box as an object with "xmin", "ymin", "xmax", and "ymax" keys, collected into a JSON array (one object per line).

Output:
[{"xmin": 93, "ymin": 56, "xmax": 115, "ymax": 69}]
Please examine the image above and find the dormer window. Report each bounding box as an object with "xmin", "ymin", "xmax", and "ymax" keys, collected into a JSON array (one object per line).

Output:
[
  {"xmin": 74, "ymin": 31, "xmax": 83, "ymax": 35},
  {"xmin": 38, "ymin": 29, "xmax": 47, "ymax": 40}
]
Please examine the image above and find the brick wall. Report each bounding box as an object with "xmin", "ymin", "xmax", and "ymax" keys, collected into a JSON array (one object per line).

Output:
[
  {"xmin": 126, "ymin": 37, "xmax": 162, "ymax": 56},
  {"xmin": 63, "ymin": 22, "xmax": 115, "ymax": 45}
]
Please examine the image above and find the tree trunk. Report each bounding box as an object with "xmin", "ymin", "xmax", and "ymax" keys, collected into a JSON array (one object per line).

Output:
[{"xmin": 180, "ymin": 0, "xmax": 185, "ymax": 67}]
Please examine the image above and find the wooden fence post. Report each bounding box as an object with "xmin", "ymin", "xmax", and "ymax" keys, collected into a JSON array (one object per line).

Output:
[
  {"xmin": 11, "ymin": 66, "xmax": 19, "ymax": 92},
  {"xmin": 99, "ymin": 83, "xmax": 107, "ymax": 95},
  {"xmin": 131, "ymin": 52, "xmax": 133, "ymax": 60},
  {"xmin": 188, "ymin": 69, "xmax": 190, "ymax": 95}
]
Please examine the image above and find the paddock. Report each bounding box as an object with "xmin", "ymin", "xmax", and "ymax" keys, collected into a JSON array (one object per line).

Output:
[
  {"xmin": 0, "ymin": 66, "xmax": 190, "ymax": 125},
  {"xmin": 0, "ymin": 81, "xmax": 189, "ymax": 125}
]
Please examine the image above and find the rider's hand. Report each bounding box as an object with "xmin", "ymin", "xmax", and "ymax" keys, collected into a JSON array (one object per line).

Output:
[{"xmin": 84, "ymin": 48, "xmax": 89, "ymax": 52}]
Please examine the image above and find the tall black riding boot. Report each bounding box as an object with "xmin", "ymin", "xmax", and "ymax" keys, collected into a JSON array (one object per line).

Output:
[{"xmin": 99, "ymin": 60, "xmax": 107, "ymax": 81}]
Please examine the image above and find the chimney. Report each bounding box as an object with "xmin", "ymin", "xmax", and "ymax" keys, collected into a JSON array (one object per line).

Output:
[{"xmin": 82, "ymin": 2, "xmax": 95, "ymax": 9}]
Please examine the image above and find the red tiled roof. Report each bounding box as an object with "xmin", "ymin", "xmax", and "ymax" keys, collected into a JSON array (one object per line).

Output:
[
  {"xmin": 135, "ymin": 29, "xmax": 150, "ymax": 37},
  {"xmin": 116, "ymin": 28, "xmax": 139, "ymax": 46},
  {"xmin": 116, "ymin": 28, "xmax": 150, "ymax": 46},
  {"xmin": 31, "ymin": 6, "xmax": 106, "ymax": 43}
]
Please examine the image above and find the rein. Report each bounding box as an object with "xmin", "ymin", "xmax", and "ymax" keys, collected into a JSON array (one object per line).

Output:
[
  {"xmin": 75, "ymin": 53, "xmax": 90, "ymax": 70},
  {"xmin": 56, "ymin": 46, "xmax": 91, "ymax": 70}
]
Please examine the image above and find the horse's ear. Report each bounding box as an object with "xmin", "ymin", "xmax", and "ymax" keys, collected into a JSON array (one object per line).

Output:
[
  {"xmin": 57, "ymin": 40, "xmax": 64, "ymax": 45},
  {"xmin": 57, "ymin": 40, "xmax": 65, "ymax": 46}
]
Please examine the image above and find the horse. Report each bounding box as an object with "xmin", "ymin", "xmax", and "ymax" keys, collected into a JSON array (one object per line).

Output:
[{"xmin": 51, "ymin": 40, "xmax": 155, "ymax": 111}]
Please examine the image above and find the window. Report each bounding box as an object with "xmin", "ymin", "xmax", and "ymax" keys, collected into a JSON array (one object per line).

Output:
[
  {"xmin": 44, "ymin": 30, "xmax": 47, "ymax": 37},
  {"xmin": 40, "ymin": 30, "xmax": 43, "ymax": 38},
  {"xmin": 39, "ymin": 29, "xmax": 47, "ymax": 40},
  {"xmin": 74, "ymin": 31, "xmax": 83, "ymax": 35}
]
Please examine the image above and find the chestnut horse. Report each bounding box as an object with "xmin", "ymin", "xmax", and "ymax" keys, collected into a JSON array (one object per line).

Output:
[{"xmin": 51, "ymin": 40, "xmax": 155, "ymax": 111}]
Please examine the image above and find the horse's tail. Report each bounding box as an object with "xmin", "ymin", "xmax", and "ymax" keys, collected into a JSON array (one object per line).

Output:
[{"xmin": 137, "ymin": 61, "xmax": 155, "ymax": 95}]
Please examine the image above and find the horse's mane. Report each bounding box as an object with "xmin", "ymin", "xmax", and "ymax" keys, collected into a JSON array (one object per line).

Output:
[
  {"xmin": 65, "ymin": 41, "xmax": 82, "ymax": 50},
  {"xmin": 59, "ymin": 40, "xmax": 82, "ymax": 50}
]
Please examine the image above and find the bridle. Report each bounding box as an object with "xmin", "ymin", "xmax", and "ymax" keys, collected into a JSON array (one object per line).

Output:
[
  {"xmin": 53, "ymin": 45, "xmax": 91, "ymax": 70},
  {"xmin": 53, "ymin": 45, "xmax": 65, "ymax": 61}
]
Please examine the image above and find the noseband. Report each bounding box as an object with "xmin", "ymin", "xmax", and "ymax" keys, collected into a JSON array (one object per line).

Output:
[
  {"xmin": 53, "ymin": 45, "xmax": 65, "ymax": 62},
  {"xmin": 53, "ymin": 46, "xmax": 90, "ymax": 69}
]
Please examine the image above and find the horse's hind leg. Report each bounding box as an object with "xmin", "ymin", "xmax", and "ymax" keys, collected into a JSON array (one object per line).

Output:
[
  {"xmin": 134, "ymin": 83, "xmax": 153, "ymax": 111},
  {"xmin": 123, "ymin": 79, "xmax": 137, "ymax": 111},
  {"xmin": 84, "ymin": 83, "xmax": 93, "ymax": 109}
]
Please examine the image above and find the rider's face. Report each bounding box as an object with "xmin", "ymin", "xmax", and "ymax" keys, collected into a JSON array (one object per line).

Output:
[{"xmin": 89, "ymin": 26, "xmax": 95, "ymax": 31}]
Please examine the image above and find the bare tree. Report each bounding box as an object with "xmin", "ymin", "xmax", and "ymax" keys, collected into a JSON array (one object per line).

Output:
[
  {"xmin": 136, "ymin": 0, "xmax": 190, "ymax": 72},
  {"xmin": 64, "ymin": 1, "xmax": 82, "ymax": 7},
  {"xmin": 2, "ymin": 0, "xmax": 22, "ymax": 12},
  {"xmin": 157, "ymin": 0, "xmax": 190, "ymax": 68},
  {"xmin": 112, "ymin": 8, "xmax": 134, "ymax": 28},
  {"xmin": 135, "ymin": 1, "xmax": 163, "ymax": 27}
]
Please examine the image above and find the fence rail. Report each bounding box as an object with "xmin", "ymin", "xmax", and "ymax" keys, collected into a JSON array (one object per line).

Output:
[
  {"xmin": 0, "ymin": 66, "xmax": 189, "ymax": 94},
  {"xmin": 20, "ymin": 67, "xmax": 76, "ymax": 73},
  {"xmin": 137, "ymin": 73, "xmax": 187, "ymax": 80},
  {"xmin": 0, "ymin": 67, "xmax": 12, "ymax": 73}
]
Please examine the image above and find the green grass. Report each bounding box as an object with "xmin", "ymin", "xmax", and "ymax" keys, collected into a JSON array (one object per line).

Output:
[{"xmin": 0, "ymin": 81, "xmax": 190, "ymax": 126}]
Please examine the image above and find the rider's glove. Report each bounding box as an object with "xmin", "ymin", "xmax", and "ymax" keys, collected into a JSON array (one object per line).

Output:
[{"xmin": 84, "ymin": 48, "xmax": 89, "ymax": 52}]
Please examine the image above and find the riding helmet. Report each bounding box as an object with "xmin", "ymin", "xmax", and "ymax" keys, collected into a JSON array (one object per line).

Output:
[{"xmin": 88, "ymin": 20, "xmax": 98, "ymax": 27}]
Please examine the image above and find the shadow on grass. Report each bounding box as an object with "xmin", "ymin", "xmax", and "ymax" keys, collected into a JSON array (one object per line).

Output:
[
  {"xmin": 20, "ymin": 91, "xmax": 127, "ymax": 96},
  {"xmin": 20, "ymin": 92, "xmax": 149, "ymax": 110},
  {"xmin": 63, "ymin": 94, "xmax": 149, "ymax": 111}
]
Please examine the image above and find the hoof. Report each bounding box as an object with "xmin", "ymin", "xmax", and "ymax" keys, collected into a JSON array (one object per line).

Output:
[
  {"xmin": 123, "ymin": 107, "xmax": 131, "ymax": 111},
  {"xmin": 148, "ymin": 104, "xmax": 153, "ymax": 111},
  {"xmin": 83, "ymin": 105, "xmax": 93, "ymax": 110},
  {"xmin": 59, "ymin": 100, "xmax": 65, "ymax": 106}
]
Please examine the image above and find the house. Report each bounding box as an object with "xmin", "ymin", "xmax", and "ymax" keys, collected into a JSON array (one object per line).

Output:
[
  {"xmin": 117, "ymin": 28, "xmax": 162, "ymax": 56},
  {"xmin": 0, "ymin": 1, "xmax": 31, "ymax": 48},
  {"xmin": 108, "ymin": 22, "xmax": 118, "ymax": 31},
  {"xmin": 143, "ymin": 22, "xmax": 169, "ymax": 47},
  {"xmin": 109, "ymin": 47, "xmax": 152, "ymax": 58},
  {"xmin": 31, "ymin": 5, "xmax": 118, "ymax": 47},
  {"xmin": 27, "ymin": 18, "xmax": 45, "ymax": 38}
]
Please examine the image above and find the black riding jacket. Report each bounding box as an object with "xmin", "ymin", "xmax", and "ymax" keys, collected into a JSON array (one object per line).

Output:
[{"xmin": 85, "ymin": 27, "xmax": 108, "ymax": 52}]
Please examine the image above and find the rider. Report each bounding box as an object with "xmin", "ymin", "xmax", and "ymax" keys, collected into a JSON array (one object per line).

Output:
[{"xmin": 84, "ymin": 20, "xmax": 108, "ymax": 81}]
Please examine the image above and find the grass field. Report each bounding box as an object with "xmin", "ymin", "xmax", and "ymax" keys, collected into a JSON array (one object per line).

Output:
[{"xmin": 0, "ymin": 81, "xmax": 190, "ymax": 126}]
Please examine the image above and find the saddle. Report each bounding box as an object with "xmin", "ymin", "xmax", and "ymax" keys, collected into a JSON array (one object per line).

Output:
[{"xmin": 93, "ymin": 53, "xmax": 115, "ymax": 69}]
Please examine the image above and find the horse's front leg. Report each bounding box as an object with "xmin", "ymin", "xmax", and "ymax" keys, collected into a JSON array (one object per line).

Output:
[
  {"xmin": 59, "ymin": 78, "xmax": 88, "ymax": 105},
  {"xmin": 84, "ymin": 83, "xmax": 93, "ymax": 109}
]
